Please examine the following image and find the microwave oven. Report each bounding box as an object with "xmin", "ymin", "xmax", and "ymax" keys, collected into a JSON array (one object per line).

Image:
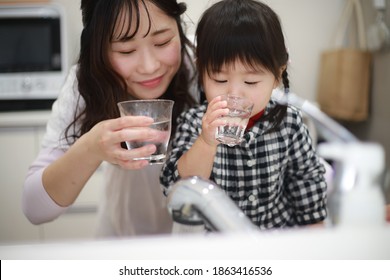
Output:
[{"xmin": 0, "ymin": 3, "xmax": 68, "ymax": 111}]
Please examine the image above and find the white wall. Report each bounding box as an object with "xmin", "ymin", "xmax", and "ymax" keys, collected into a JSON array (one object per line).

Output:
[
  {"xmin": 55, "ymin": 0, "xmax": 346, "ymax": 101},
  {"xmin": 262, "ymin": 0, "xmax": 345, "ymax": 101},
  {"xmin": 182, "ymin": 0, "xmax": 346, "ymax": 101}
]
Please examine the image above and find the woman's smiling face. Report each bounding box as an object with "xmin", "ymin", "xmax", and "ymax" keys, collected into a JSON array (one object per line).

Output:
[{"xmin": 108, "ymin": 1, "xmax": 182, "ymax": 100}]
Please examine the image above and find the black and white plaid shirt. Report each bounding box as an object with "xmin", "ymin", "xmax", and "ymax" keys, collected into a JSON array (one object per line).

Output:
[{"xmin": 160, "ymin": 99, "xmax": 327, "ymax": 229}]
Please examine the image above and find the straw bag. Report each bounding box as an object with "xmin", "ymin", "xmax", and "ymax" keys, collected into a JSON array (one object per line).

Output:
[{"xmin": 317, "ymin": 0, "xmax": 371, "ymax": 121}]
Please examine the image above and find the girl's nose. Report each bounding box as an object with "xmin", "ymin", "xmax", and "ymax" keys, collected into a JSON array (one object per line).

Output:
[
  {"xmin": 227, "ymin": 84, "xmax": 245, "ymax": 97},
  {"xmin": 137, "ymin": 47, "xmax": 160, "ymax": 74}
]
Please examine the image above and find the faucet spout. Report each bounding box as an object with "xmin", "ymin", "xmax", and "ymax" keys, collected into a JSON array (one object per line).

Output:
[
  {"xmin": 272, "ymin": 89, "xmax": 358, "ymax": 143},
  {"xmin": 167, "ymin": 176, "xmax": 257, "ymax": 232}
]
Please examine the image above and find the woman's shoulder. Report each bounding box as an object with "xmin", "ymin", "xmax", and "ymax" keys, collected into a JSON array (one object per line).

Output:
[
  {"xmin": 41, "ymin": 65, "xmax": 83, "ymax": 148},
  {"xmin": 54, "ymin": 65, "xmax": 84, "ymax": 108}
]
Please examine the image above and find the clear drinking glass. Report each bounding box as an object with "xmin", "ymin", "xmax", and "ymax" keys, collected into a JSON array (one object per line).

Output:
[
  {"xmin": 215, "ymin": 95, "xmax": 254, "ymax": 147},
  {"xmin": 117, "ymin": 99, "xmax": 174, "ymax": 164}
]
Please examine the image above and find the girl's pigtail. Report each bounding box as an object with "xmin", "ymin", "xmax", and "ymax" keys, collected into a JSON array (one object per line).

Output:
[{"xmin": 282, "ymin": 69, "xmax": 289, "ymax": 93}]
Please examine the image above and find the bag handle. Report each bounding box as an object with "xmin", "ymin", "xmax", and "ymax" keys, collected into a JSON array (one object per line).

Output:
[{"xmin": 332, "ymin": 0, "xmax": 367, "ymax": 50}]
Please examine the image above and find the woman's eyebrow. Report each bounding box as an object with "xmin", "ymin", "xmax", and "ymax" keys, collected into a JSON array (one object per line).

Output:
[
  {"xmin": 151, "ymin": 27, "xmax": 172, "ymax": 36},
  {"xmin": 116, "ymin": 27, "xmax": 172, "ymax": 42}
]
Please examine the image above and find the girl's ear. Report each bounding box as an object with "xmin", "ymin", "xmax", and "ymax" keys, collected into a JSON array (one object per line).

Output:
[
  {"xmin": 279, "ymin": 65, "xmax": 287, "ymax": 78},
  {"xmin": 273, "ymin": 65, "xmax": 286, "ymax": 89},
  {"xmin": 273, "ymin": 64, "xmax": 287, "ymax": 89},
  {"xmin": 273, "ymin": 80, "xmax": 282, "ymax": 90}
]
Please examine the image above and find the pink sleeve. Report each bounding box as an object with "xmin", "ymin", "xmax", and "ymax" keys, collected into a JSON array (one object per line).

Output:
[{"xmin": 22, "ymin": 148, "xmax": 69, "ymax": 224}]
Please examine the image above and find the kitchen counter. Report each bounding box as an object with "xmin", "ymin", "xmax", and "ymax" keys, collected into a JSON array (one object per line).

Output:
[
  {"xmin": 0, "ymin": 110, "xmax": 51, "ymax": 127},
  {"xmin": 1, "ymin": 226, "xmax": 389, "ymax": 259}
]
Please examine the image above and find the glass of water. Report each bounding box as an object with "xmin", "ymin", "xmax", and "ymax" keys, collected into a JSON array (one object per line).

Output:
[
  {"xmin": 215, "ymin": 95, "xmax": 254, "ymax": 147},
  {"xmin": 117, "ymin": 99, "xmax": 174, "ymax": 164}
]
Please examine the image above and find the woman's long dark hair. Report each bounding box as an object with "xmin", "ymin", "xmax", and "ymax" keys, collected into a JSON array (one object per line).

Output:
[
  {"xmin": 195, "ymin": 0, "xmax": 289, "ymax": 131},
  {"xmin": 65, "ymin": 0, "xmax": 197, "ymax": 143}
]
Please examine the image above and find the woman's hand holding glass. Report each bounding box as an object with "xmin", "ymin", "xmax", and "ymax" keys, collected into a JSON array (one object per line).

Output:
[{"xmin": 88, "ymin": 116, "xmax": 159, "ymax": 169}]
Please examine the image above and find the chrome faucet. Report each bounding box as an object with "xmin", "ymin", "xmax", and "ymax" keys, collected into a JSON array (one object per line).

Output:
[{"xmin": 166, "ymin": 176, "xmax": 257, "ymax": 232}]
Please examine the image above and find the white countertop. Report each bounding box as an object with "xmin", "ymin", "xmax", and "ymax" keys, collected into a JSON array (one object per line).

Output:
[
  {"xmin": 1, "ymin": 226, "xmax": 389, "ymax": 260},
  {"xmin": 0, "ymin": 110, "xmax": 51, "ymax": 127}
]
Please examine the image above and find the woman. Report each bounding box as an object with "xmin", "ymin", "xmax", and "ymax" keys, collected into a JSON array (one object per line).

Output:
[{"xmin": 22, "ymin": 0, "xmax": 199, "ymax": 237}]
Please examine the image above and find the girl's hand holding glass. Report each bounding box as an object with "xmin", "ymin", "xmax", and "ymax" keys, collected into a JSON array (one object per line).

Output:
[
  {"xmin": 215, "ymin": 95, "xmax": 254, "ymax": 147},
  {"xmin": 200, "ymin": 95, "xmax": 229, "ymax": 147}
]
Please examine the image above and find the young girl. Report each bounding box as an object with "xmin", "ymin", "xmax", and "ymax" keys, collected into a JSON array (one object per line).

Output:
[
  {"xmin": 22, "ymin": 0, "xmax": 199, "ymax": 237},
  {"xmin": 160, "ymin": 0, "xmax": 327, "ymax": 229}
]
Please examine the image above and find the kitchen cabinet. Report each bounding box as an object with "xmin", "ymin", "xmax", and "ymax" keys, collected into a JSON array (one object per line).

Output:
[
  {"xmin": 0, "ymin": 111, "xmax": 102, "ymax": 244},
  {"xmin": 0, "ymin": 125, "xmax": 42, "ymax": 243}
]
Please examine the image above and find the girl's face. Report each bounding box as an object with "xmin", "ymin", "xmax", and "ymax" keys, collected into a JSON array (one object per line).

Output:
[
  {"xmin": 108, "ymin": 2, "xmax": 181, "ymax": 100},
  {"xmin": 202, "ymin": 60, "xmax": 280, "ymax": 116}
]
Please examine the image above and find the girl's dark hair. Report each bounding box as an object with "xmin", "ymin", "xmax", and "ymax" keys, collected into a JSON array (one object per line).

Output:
[
  {"xmin": 195, "ymin": 0, "xmax": 289, "ymax": 131},
  {"xmin": 65, "ymin": 0, "xmax": 197, "ymax": 143}
]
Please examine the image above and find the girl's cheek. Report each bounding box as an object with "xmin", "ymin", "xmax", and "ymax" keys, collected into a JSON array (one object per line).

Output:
[{"xmin": 204, "ymin": 92, "xmax": 220, "ymax": 104}]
